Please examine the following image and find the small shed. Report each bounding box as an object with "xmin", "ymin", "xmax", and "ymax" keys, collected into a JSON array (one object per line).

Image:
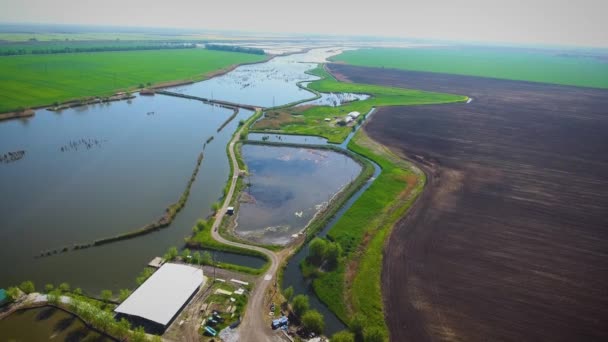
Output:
[
  {"xmin": 344, "ymin": 116, "xmax": 354, "ymax": 124},
  {"xmin": 227, "ymin": 207, "xmax": 235, "ymax": 215},
  {"xmin": 348, "ymin": 111, "xmax": 361, "ymax": 119}
]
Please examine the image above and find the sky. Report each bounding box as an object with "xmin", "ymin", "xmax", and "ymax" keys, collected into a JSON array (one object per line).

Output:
[{"xmin": 1, "ymin": 0, "xmax": 607, "ymax": 47}]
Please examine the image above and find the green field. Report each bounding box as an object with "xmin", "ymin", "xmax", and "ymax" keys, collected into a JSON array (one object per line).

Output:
[
  {"xmin": 253, "ymin": 66, "xmax": 466, "ymax": 143},
  {"xmin": 333, "ymin": 47, "xmax": 608, "ymax": 89},
  {"xmin": 0, "ymin": 49, "xmax": 266, "ymax": 113}
]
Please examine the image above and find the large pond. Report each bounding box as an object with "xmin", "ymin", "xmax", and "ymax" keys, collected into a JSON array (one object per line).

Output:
[
  {"xmin": 236, "ymin": 145, "xmax": 361, "ymax": 245},
  {"xmin": 0, "ymin": 96, "xmax": 258, "ymax": 293},
  {"xmin": 0, "ymin": 47, "xmax": 345, "ymax": 293},
  {"xmin": 0, "ymin": 306, "xmax": 115, "ymax": 341}
]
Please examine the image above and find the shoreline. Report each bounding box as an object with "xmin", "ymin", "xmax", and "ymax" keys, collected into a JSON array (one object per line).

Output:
[{"xmin": 0, "ymin": 51, "xmax": 276, "ymax": 121}]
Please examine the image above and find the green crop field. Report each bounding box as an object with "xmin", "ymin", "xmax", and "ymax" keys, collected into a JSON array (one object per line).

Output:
[
  {"xmin": 253, "ymin": 66, "xmax": 467, "ymax": 143},
  {"xmin": 0, "ymin": 49, "xmax": 266, "ymax": 113},
  {"xmin": 333, "ymin": 47, "xmax": 608, "ymax": 89}
]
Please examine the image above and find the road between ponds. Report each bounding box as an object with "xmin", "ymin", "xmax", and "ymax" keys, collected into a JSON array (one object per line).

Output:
[{"xmin": 210, "ymin": 109, "xmax": 286, "ymax": 342}]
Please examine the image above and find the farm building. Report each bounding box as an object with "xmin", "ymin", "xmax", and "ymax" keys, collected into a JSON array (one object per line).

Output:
[
  {"xmin": 114, "ymin": 263, "xmax": 204, "ymax": 333},
  {"xmin": 348, "ymin": 111, "xmax": 361, "ymax": 119}
]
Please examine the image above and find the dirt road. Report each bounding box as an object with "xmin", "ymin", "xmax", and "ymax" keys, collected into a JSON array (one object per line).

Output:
[
  {"xmin": 329, "ymin": 63, "xmax": 608, "ymax": 341},
  {"xmin": 209, "ymin": 109, "xmax": 285, "ymax": 342}
]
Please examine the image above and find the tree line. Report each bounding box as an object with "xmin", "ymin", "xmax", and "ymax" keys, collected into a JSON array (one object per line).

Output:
[
  {"xmin": 0, "ymin": 44, "xmax": 196, "ymax": 56},
  {"xmin": 205, "ymin": 44, "xmax": 265, "ymax": 55}
]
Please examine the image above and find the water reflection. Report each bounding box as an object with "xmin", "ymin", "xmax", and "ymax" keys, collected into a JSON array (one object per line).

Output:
[{"xmin": 237, "ymin": 145, "xmax": 361, "ymax": 245}]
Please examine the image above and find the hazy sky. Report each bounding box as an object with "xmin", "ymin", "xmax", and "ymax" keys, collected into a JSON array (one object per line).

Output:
[{"xmin": 2, "ymin": 0, "xmax": 607, "ymax": 47}]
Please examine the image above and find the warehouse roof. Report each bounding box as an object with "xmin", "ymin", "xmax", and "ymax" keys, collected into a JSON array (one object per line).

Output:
[{"xmin": 114, "ymin": 263, "xmax": 203, "ymax": 326}]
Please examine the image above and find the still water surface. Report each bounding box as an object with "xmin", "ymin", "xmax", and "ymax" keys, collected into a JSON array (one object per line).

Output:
[
  {"xmin": 237, "ymin": 145, "xmax": 361, "ymax": 245},
  {"xmin": 0, "ymin": 306, "xmax": 115, "ymax": 341}
]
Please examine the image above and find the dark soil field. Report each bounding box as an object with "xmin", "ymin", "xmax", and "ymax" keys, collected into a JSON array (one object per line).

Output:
[{"xmin": 328, "ymin": 63, "xmax": 608, "ymax": 341}]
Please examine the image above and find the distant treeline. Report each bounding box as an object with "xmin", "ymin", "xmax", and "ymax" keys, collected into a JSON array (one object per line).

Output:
[
  {"xmin": 206, "ymin": 44, "xmax": 265, "ymax": 55},
  {"xmin": 0, "ymin": 43, "xmax": 196, "ymax": 56}
]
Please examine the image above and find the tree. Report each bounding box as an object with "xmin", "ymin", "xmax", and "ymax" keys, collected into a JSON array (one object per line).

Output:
[
  {"xmin": 101, "ymin": 290, "xmax": 113, "ymax": 302},
  {"xmin": 44, "ymin": 283, "xmax": 54, "ymax": 293},
  {"xmin": 283, "ymin": 286, "xmax": 294, "ymax": 302},
  {"xmin": 58, "ymin": 282, "xmax": 70, "ymax": 293},
  {"xmin": 291, "ymin": 294, "xmax": 309, "ymax": 317},
  {"xmin": 164, "ymin": 246, "xmax": 178, "ymax": 261},
  {"xmin": 325, "ymin": 241, "xmax": 342, "ymax": 269},
  {"xmin": 201, "ymin": 251, "xmax": 213, "ymax": 265},
  {"xmin": 363, "ymin": 326, "xmax": 386, "ymax": 342},
  {"xmin": 119, "ymin": 289, "xmax": 132, "ymax": 302},
  {"xmin": 301, "ymin": 310, "xmax": 325, "ymax": 335},
  {"xmin": 6, "ymin": 287, "xmax": 21, "ymax": 301},
  {"xmin": 192, "ymin": 251, "xmax": 202, "ymax": 265},
  {"xmin": 332, "ymin": 330, "xmax": 355, "ymax": 342},
  {"xmin": 136, "ymin": 267, "xmax": 155, "ymax": 286},
  {"xmin": 308, "ymin": 238, "xmax": 328, "ymax": 265},
  {"xmin": 181, "ymin": 248, "xmax": 191, "ymax": 261},
  {"xmin": 73, "ymin": 288, "xmax": 83, "ymax": 296},
  {"xmin": 131, "ymin": 326, "xmax": 147, "ymax": 342},
  {"xmin": 349, "ymin": 313, "xmax": 366, "ymax": 341},
  {"xmin": 19, "ymin": 281, "xmax": 35, "ymax": 294},
  {"xmin": 96, "ymin": 311, "xmax": 113, "ymax": 332},
  {"xmin": 113, "ymin": 318, "xmax": 131, "ymax": 340}
]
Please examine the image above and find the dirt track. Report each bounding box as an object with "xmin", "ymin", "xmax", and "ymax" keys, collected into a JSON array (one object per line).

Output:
[{"xmin": 328, "ymin": 64, "xmax": 608, "ymax": 341}]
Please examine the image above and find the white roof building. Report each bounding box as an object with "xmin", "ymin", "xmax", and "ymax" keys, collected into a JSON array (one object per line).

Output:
[
  {"xmin": 114, "ymin": 263, "xmax": 204, "ymax": 328},
  {"xmin": 344, "ymin": 116, "xmax": 354, "ymax": 124},
  {"xmin": 348, "ymin": 111, "xmax": 361, "ymax": 119}
]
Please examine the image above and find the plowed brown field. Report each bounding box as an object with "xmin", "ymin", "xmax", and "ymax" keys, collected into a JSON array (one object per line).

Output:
[{"xmin": 328, "ymin": 63, "xmax": 608, "ymax": 342}]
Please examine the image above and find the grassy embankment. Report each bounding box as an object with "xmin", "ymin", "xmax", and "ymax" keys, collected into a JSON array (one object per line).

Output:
[
  {"xmin": 0, "ymin": 49, "xmax": 267, "ymax": 113},
  {"xmin": 314, "ymin": 131, "xmax": 425, "ymax": 333},
  {"xmin": 261, "ymin": 64, "xmax": 465, "ymax": 338},
  {"xmin": 332, "ymin": 47, "xmax": 608, "ymax": 89},
  {"xmin": 186, "ymin": 110, "xmax": 272, "ymax": 275},
  {"xmin": 253, "ymin": 66, "xmax": 466, "ymax": 143}
]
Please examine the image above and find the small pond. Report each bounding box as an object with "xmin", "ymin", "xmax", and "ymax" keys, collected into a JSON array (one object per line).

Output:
[{"xmin": 236, "ymin": 145, "xmax": 361, "ymax": 245}]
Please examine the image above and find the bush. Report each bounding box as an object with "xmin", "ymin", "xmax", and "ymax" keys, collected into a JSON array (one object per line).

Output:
[
  {"xmin": 44, "ymin": 284, "xmax": 54, "ymax": 293},
  {"xmin": 119, "ymin": 289, "xmax": 132, "ymax": 302},
  {"xmin": 192, "ymin": 251, "xmax": 202, "ymax": 265},
  {"xmin": 101, "ymin": 290, "xmax": 113, "ymax": 302},
  {"xmin": 301, "ymin": 310, "xmax": 324, "ymax": 335},
  {"xmin": 363, "ymin": 326, "xmax": 386, "ymax": 342},
  {"xmin": 201, "ymin": 251, "xmax": 213, "ymax": 265},
  {"xmin": 349, "ymin": 313, "xmax": 366, "ymax": 341},
  {"xmin": 283, "ymin": 286, "xmax": 294, "ymax": 303},
  {"xmin": 6, "ymin": 287, "xmax": 21, "ymax": 301},
  {"xmin": 136, "ymin": 267, "xmax": 155, "ymax": 286},
  {"xmin": 164, "ymin": 246, "xmax": 178, "ymax": 261},
  {"xmin": 291, "ymin": 294, "xmax": 309, "ymax": 317},
  {"xmin": 19, "ymin": 281, "xmax": 35, "ymax": 294},
  {"xmin": 58, "ymin": 282, "xmax": 70, "ymax": 293},
  {"xmin": 181, "ymin": 248, "xmax": 191, "ymax": 261},
  {"xmin": 332, "ymin": 330, "xmax": 355, "ymax": 342}
]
